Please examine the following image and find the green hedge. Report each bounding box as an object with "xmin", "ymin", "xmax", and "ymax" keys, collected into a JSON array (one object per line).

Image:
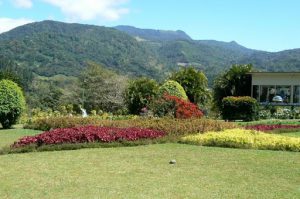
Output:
[{"xmin": 221, "ymin": 96, "xmax": 259, "ymax": 121}]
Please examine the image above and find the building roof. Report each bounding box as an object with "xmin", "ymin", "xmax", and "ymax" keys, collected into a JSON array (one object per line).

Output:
[{"xmin": 248, "ymin": 72, "xmax": 300, "ymax": 75}]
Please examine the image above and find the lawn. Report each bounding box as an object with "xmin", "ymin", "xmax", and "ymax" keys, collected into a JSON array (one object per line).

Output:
[
  {"xmin": 0, "ymin": 129, "xmax": 40, "ymax": 148},
  {"xmin": 0, "ymin": 129, "xmax": 300, "ymax": 198}
]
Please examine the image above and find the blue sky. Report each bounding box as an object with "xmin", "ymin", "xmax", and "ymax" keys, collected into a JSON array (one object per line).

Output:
[{"xmin": 0, "ymin": 0, "xmax": 300, "ymax": 52}]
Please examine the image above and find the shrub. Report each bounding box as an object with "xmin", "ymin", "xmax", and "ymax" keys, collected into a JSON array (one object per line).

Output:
[
  {"xmin": 12, "ymin": 126, "xmax": 165, "ymax": 148},
  {"xmin": 150, "ymin": 94, "xmax": 203, "ymax": 119},
  {"xmin": 124, "ymin": 78, "xmax": 158, "ymax": 114},
  {"xmin": 164, "ymin": 94, "xmax": 203, "ymax": 119},
  {"xmin": 24, "ymin": 116, "xmax": 237, "ymax": 136},
  {"xmin": 0, "ymin": 79, "xmax": 25, "ymax": 128},
  {"xmin": 158, "ymin": 80, "xmax": 188, "ymax": 100},
  {"xmin": 221, "ymin": 96, "xmax": 259, "ymax": 121},
  {"xmin": 181, "ymin": 128, "xmax": 300, "ymax": 152}
]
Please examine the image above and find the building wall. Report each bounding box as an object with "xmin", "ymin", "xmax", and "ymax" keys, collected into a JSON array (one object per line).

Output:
[
  {"xmin": 252, "ymin": 73, "xmax": 300, "ymax": 85},
  {"xmin": 250, "ymin": 73, "xmax": 300, "ymax": 105}
]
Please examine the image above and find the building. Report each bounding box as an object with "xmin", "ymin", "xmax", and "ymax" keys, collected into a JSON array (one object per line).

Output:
[{"xmin": 249, "ymin": 72, "xmax": 300, "ymax": 105}]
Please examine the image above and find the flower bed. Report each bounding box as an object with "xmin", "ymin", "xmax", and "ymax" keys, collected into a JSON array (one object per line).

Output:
[
  {"xmin": 12, "ymin": 126, "xmax": 165, "ymax": 148},
  {"xmin": 24, "ymin": 117, "xmax": 238, "ymax": 136},
  {"xmin": 181, "ymin": 128, "xmax": 300, "ymax": 152},
  {"xmin": 245, "ymin": 124, "xmax": 300, "ymax": 132}
]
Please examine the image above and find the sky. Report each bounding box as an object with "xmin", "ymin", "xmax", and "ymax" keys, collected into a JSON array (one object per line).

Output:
[{"xmin": 0, "ymin": 0, "xmax": 300, "ymax": 52}]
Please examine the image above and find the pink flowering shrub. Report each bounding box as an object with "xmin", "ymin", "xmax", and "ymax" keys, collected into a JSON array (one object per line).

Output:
[
  {"xmin": 245, "ymin": 124, "xmax": 300, "ymax": 132},
  {"xmin": 12, "ymin": 126, "xmax": 165, "ymax": 148}
]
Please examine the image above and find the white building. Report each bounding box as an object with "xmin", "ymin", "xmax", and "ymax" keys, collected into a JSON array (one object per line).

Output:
[{"xmin": 249, "ymin": 72, "xmax": 300, "ymax": 105}]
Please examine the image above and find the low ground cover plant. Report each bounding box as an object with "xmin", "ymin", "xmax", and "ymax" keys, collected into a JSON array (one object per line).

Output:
[
  {"xmin": 24, "ymin": 117, "xmax": 237, "ymax": 136},
  {"xmin": 245, "ymin": 124, "xmax": 300, "ymax": 132},
  {"xmin": 12, "ymin": 126, "xmax": 165, "ymax": 148},
  {"xmin": 181, "ymin": 128, "xmax": 300, "ymax": 152}
]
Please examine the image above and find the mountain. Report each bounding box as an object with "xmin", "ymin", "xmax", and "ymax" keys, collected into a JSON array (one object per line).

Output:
[
  {"xmin": 0, "ymin": 20, "xmax": 300, "ymax": 85},
  {"xmin": 0, "ymin": 20, "xmax": 162, "ymax": 78},
  {"xmin": 114, "ymin": 25, "xmax": 192, "ymax": 41}
]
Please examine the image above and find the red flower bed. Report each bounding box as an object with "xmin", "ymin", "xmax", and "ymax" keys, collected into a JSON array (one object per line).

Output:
[
  {"xmin": 12, "ymin": 126, "xmax": 165, "ymax": 148},
  {"xmin": 245, "ymin": 124, "xmax": 300, "ymax": 132}
]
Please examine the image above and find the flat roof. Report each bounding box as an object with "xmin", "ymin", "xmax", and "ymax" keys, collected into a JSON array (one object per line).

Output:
[{"xmin": 248, "ymin": 72, "xmax": 300, "ymax": 75}]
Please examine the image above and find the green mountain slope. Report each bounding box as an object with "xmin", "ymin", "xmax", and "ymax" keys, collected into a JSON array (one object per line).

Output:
[{"xmin": 0, "ymin": 20, "xmax": 161, "ymax": 78}]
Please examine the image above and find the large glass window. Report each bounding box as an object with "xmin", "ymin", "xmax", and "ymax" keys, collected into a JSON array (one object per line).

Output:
[
  {"xmin": 276, "ymin": 85, "xmax": 291, "ymax": 103},
  {"xmin": 294, "ymin": 86, "xmax": 300, "ymax": 104},
  {"xmin": 252, "ymin": 85, "xmax": 259, "ymax": 101},
  {"xmin": 260, "ymin": 86, "xmax": 275, "ymax": 103}
]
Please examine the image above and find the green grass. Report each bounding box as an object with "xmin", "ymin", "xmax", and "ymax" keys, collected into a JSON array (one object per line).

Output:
[
  {"xmin": 0, "ymin": 129, "xmax": 41, "ymax": 148},
  {"xmin": 0, "ymin": 129, "xmax": 300, "ymax": 198}
]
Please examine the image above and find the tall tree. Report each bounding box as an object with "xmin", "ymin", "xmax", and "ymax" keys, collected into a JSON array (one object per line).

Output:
[
  {"xmin": 79, "ymin": 62, "xmax": 128, "ymax": 113},
  {"xmin": 170, "ymin": 67, "xmax": 211, "ymax": 107},
  {"xmin": 213, "ymin": 64, "xmax": 252, "ymax": 110},
  {"xmin": 124, "ymin": 78, "xmax": 158, "ymax": 114}
]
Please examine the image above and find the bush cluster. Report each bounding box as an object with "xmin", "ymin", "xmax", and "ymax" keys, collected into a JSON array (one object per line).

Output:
[
  {"xmin": 221, "ymin": 96, "xmax": 259, "ymax": 121},
  {"xmin": 24, "ymin": 117, "xmax": 237, "ymax": 136},
  {"xmin": 164, "ymin": 94, "xmax": 203, "ymax": 119},
  {"xmin": 12, "ymin": 126, "xmax": 165, "ymax": 148},
  {"xmin": 181, "ymin": 128, "xmax": 300, "ymax": 152}
]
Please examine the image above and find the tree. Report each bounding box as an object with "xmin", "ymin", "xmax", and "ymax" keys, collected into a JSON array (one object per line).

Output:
[
  {"xmin": 170, "ymin": 67, "xmax": 211, "ymax": 107},
  {"xmin": 0, "ymin": 80, "xmax": 25, "ymax": 128},
  {"xmin": 0, "ymin": 56, "xmax": 34, "ymax": 91},
  {"xmin": 79, "ymin": 62, "xmax": 128, "ymax": 113},
  {"xmin": 158, "ymin": 80, "xmax": 188, "ymax": 100},
  {"xmin": 213, "ymin": 64, "xmax": 252, "ymax": 111},
  {"xmin": 124, "ymin": 78, "xmax": 158, "ymax": 114}
]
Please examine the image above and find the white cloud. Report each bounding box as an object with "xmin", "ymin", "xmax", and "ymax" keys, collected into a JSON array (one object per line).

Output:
[
  {"xmin": 0, "ymin": 18, "xmax": 33, "ymax": 33},
  {"xmin": 12, "ymin": 0, "xmax": 33, "ymax": 8},
  {"xmin": 43, "ymin": 0, "xmax": 130, "ymax": 21}
]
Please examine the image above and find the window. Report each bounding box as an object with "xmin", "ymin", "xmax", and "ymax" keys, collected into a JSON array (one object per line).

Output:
[
  {"xmin": 276, "ymin": 86, "xmax": 291, "ymax": 103},
  {"xmin": 294, "ymin": 86, "xmax": 300, "ymax": 104},
  {"xmin": 252, "ymin": 85, "xmax": 259, "ymax": 101},
  {"xmin": 260, "ymin": 86, "xmax": 275, "ymax": 103}
]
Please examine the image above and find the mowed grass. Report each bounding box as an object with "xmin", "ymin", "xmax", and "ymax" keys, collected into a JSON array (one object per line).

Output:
[
  {"xmin": 0, "ymin": 129, "xmax": 300, "ymax": 198},
  {"xmin": 0, "ymin": 129, "xmax": 41, "ymax": 148}
]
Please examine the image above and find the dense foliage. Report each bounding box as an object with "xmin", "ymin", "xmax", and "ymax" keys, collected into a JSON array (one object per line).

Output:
[
  {"xmin": 181, "ymin": 128, "xmax": 300, "ymax": 152},
  {"xmin": 213, "ymin": 64, "xmax": 252, "ymax": 111},
  {"xmin": 124, "ymin": 78, "xmax": 158, "ymax": 114},
  {"xmin": 0, "ymin": 80, "xmax": 25, "ymax": 128},
  {"xmin": 170, "ymin": 67, "xmax": 211, "ymax": 107},
  {"xmin": 158, "ymin": 80, "xmax": 188, "ymax": 100},
  {"xmin": 12, "ymin": 126, "xmax": 165, "ymax": 148},
  {"xmin": 221, "ymin": 96, "xmax": 259, "ymax": 121}
]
